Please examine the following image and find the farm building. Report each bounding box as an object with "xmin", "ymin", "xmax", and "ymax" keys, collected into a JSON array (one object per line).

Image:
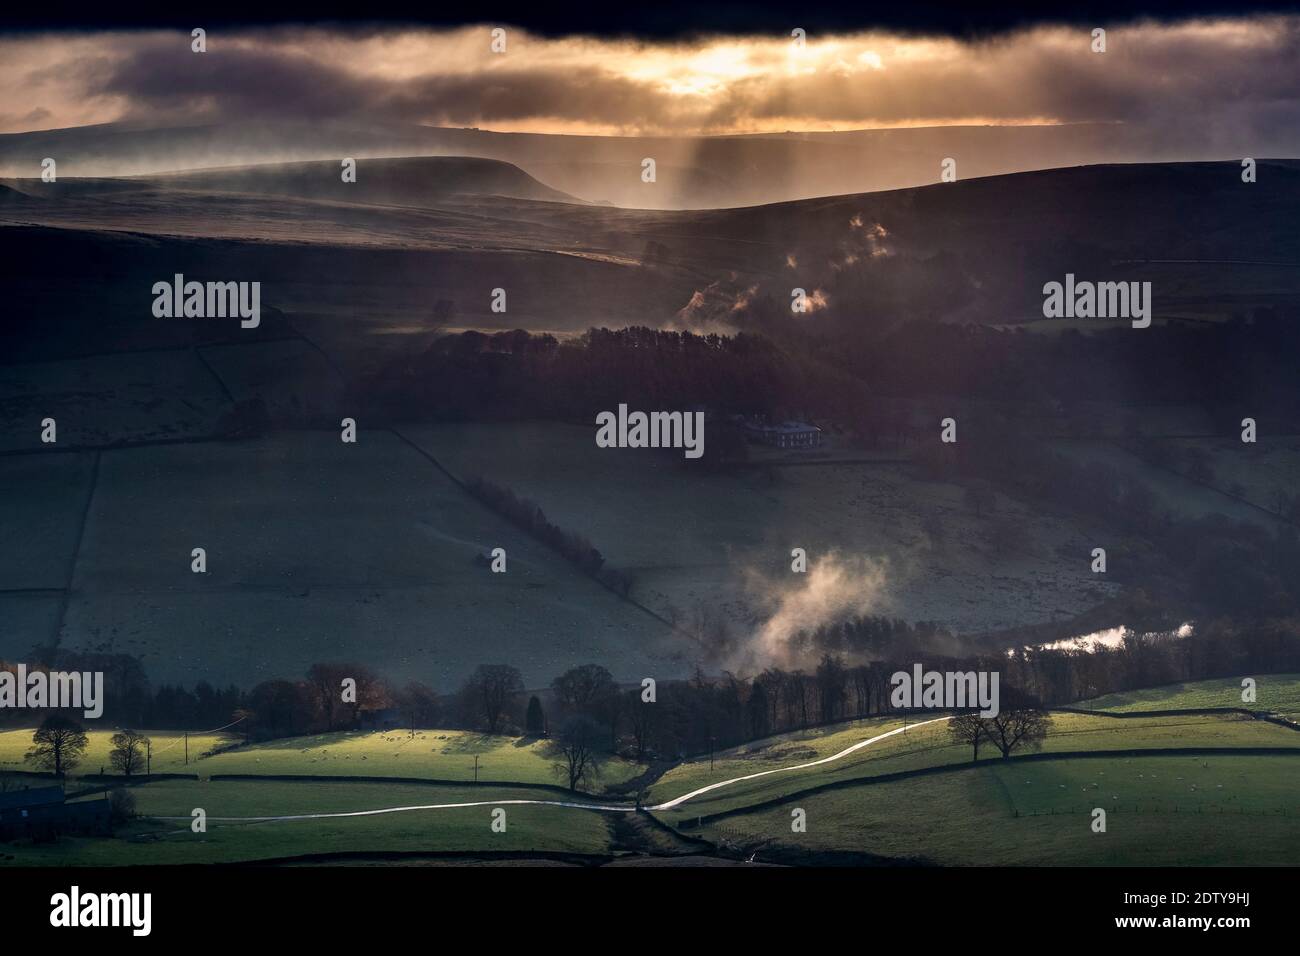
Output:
[
  {"xmin": 742, "ymin": 420, "xmax": 823, "ymax": 449},
  {"xmin": 0, "ymin": 785, "xmax": 112, "ymax": 841}
]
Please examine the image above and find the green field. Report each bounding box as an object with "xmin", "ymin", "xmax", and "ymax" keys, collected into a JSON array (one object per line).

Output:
[
  {"xmin": 648, "ymin": 709, "xmax": 1300, "ymax": 823},
  {"xmin": 3, "ymin": 704, "xmax": 1298, "ymax": 866},
  {"xmin": 0, "ymin": 729, "xmax": 228, "ymax": 777},
  {"xmin": 1079, "ymin": 674, "xmax": 1300, "ymax": 718},
  {"xmin": 190, "ymin": 728, "xmax": 646, "ymax": 788},
  {"xmin": 698, "ymin": 754, "xmax": 1300, "ymax": 865},
  {"xmin": 0, "ymin": 727, "xmax": 645, "ymax": 790},
  {"xmin": 1, "ymin": 779, "xmax": 616, "ymax": 865}
]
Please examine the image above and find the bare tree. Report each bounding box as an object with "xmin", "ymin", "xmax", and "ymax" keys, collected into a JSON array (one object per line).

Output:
[
  {"xmin": 551, "ymin": 664, "xmax": 615, "ymax": 715},
  {"xmin": 463, "ymin": 664, "xmax": 525, "ymax": 735},
  {"xmin": 306, "ymin": 663, "xmax": 353, "ymax": 732},
  {"xmin": 623, "ymin": 687, "xmax": 658, "ymax": 759},
  {"xmin": 109, "ymin": 730, "xmax": 150, "ymax": 776},
  {"xmin": 25, "ymin": 715, "xmax": 89, "ymax": 778},
  {"xmin": 307, "ymin": 662, "xmax": 388, "ymax": 731},
  {"xmin": 545, "ymin": 714, "xmax": 607, "ymax": 791},
  {"xmin": 947, "ymin": 711, "xmax": 987, "ymax": 762},
  {"xmin": 815, "ymin": 654, "xmax": 847, "ymax": 723},
  {"xmin": 395, "ymin": 682, "xmax": 439, "ymax": 737},
  {"xmin": 982, "ymin": 693, "xmax": 1053, "ymax": 759}
]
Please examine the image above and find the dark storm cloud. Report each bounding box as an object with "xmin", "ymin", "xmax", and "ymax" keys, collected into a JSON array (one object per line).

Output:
[
  {"xmin": 97, "ymin": 39, "xmax": 378, "ymax": 121},
  {"xmin": 5, "ymin": 17, "xmax": 1300, "ymax": 139},
  {"xmin": 77, "ymin": 19, "xmax": 1300, "ymax": 137},
  {"xmin": 6, "ymin": 0, "xmax": 1300, "ymax": 38},
  {"xmin": 90, "ymin": 36, "xmax": 671, "ymax": 128}
]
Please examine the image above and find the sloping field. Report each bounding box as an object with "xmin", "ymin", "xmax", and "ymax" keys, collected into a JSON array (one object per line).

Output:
[
  {"xmin": 0, "ymin": 593, "xmax": 63, "ymax": 662},
  {"xmin": 53, "ymin": 430, "xmax": 682, "ymax": 688},
  {"xmin": 0, "ymin": 727, "xmax": 646, "ymax": 788},
  {"xmin": 0, "ymin": 729, "xmax": 226, "ymax": 776},
  {"xmin": 698, "ymin": 753, "xmax": 1300, "ymax": 865},
  {"xmin": 0, "ymin": 349, "xmax": 231, "ymax": 451},
  {"xmin": 144, "ymin": 157, "xmax": 581, "ymax": 205},
  {"xmin": 648, "ymin": 711, "xmax": 1300, "ymax": 823},
  {"xmin": 190, "ymin": 729, "xmax": 645, "ymax": 787},
  {"xmin": 197, "ymin": 339, "xmax": 345, "ymax": 425},
  {"xmin": 1050, "ymin": 439, "xmax": 1282, "ymax": 530},
  {"xmin": 403, "ymin": 422, "xmax": 1124, "ymax": 636},
  {"xmin": 0, "ymin": 452, "xmax": 95, "ymax": 588},
  {"xmin": 1158, "ymin": 436, "xmax": 1300, "ymax": 517},
  {"xmin": 1079, "ymin": 674, "xmax": 1300, "ymax": 717},
  {"xmin": 0, "ymin": 451, "xmax": 96, "ymax": 659},
  {"xmin": 1, "ymin": 779, "xmax": 615, "ymax": 865}
]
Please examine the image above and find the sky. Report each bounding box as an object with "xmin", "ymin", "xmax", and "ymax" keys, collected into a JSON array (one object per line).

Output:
[{"xmin": 1, "ymin": 16, "xmax": 1298, "ymax": 137}]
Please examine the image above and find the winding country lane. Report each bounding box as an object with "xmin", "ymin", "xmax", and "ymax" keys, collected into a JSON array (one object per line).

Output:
[{"xmin": 162, "ymin": 717, "xmax": 950, "ymax": 824}]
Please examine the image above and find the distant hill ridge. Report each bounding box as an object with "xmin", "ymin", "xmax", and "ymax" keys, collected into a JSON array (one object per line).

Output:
[
  {"xmin": 141, "ymin": 156, "xmax": 581, "ymax": 206},
  {"xmin": 7, "ymin": 118, "xmax": 1300, "ymax": 208}
]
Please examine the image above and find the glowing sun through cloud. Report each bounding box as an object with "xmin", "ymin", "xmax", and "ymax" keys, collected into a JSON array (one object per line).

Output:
[{"xmin": 1, "ymin": 17, "xmax": 1299, "ymax": 136}]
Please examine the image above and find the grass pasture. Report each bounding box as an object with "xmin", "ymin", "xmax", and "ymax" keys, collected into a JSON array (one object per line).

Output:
[
  {"xmin": 649, "ymin": 710, "xmax": 1300, "ymax": 825},
  {"xmin": 0, "ymin": 729, "xmax": 228, "ymax": 777},
  {"xmin": 0, "ymin": 349, "xmax": 230, "ymax": 452},
  {"xmin": 54, "ymin": 430, "xmax": 680, "ymax": 689},
  {"xmin": 0, "ymin": 727, "xmax": 646, "ymax": 790},
  {"xmin": 698, "ymin": 754, "xmax": 1300, "ymax": 866},
  {"xmin": 1078, "ymin": 674, "xmax": 1300, "ymax": 719},
  {"xmin": 1, "ymin": 778, "xmax": 616, "ymax": 866},
  {"xmin": 1157, "ymin": 436, "xmax": 1300, "ymax": 517},
  {"xmin": 403, "ymin": 421, "xmax": 1122, "ymax": 635},
  {"xmin": 1050, "ymin": 438, "xmax": 1283, "ymax": 530},
  {"xmin": 2, "ymin": 705, "xmax": 1297, "ymax": 866},
  {"xmin": 192, "ymin": 728, "xmax": 646, "ymax": 788}
]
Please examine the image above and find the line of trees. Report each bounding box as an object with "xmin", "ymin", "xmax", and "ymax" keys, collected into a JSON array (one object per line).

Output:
[
  {"xmin": 361, "ymin": 326, "xmax": 867, "ymax": 433},
  {"xmin": 20, "ymin": 718, "xmax": 152, "ymax": 779},
  {"xmin": 464, "ymin": 476, "xmax": 608, "ymax": 578},
  {"xmin": 8, "ymin": 613, "xmax": 1298, "ymax": 780},
  {"xmin": 355, "ymin": 309, "xmax": 1300, "ymax": 451}
]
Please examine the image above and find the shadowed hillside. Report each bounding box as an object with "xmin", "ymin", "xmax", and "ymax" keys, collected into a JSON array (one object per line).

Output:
[
  {"xmin": 5, "ymin": 118, "xmax": 1297, "ymax": 209},
  {"xmin": 145, "ymin": 156, "xmax": 581, "ymax": 206},
  {"xmin": 3, "ymin": 159, "xmax": 1297, "ymax": 370}
]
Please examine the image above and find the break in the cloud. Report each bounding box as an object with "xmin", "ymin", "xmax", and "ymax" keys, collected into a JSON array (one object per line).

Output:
[{"xmin": 1, "ymin": 17, "xmax": 1298, "ymax": 135}]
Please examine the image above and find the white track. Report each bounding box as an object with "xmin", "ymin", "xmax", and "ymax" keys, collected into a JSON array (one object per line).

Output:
[{"xmin": 162, "ymin": 717, "xmax": 949, "ymax": 824}]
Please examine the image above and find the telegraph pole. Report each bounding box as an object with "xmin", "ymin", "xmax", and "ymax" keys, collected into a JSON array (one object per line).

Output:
[
  {"xmin": 474, "ymin": 755, "xmax": 479, "ymax": 783},
  {"xmin": 184, "ymin": 732, "xmax": 189, "ymax": 765},
  {"xmin": 146, "ymin": 738, "xmax": 152, "ymax": 776}
]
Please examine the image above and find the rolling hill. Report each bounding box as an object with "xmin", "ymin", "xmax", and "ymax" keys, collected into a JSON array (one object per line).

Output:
[
  {"xmin": 4, "ymin": 158, "xmax": 1299, "ymax": 365},
  {"xmin": 6, "ymin": 118, "xmax": 1299, "ymax": 209},
  {"xmin": 142, "ymin": 156, "xmax": 580, "ymax": 206}
]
